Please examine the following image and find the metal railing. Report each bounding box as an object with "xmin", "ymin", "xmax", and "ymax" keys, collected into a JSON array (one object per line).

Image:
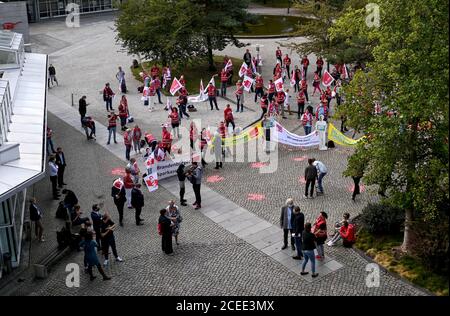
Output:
[{"xmin": 0, "ymin": 80, "xmax": 13, "ymax": 146}]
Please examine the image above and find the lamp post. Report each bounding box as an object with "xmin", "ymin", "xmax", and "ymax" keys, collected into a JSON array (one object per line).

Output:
[{"xmin": 287, "ymin": 0, "xmax": 291, "ymax": 14}]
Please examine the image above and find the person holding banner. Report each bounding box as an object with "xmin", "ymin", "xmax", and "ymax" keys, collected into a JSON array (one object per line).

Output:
[
  {"xmin": 208, "ymin": 82, "xmax": 219, "ymax": 111},
  {"xmin": 283, "ymin": 54, "xmax": 292, "ymax": 79},
  {"xmin": 235, "ymin": 80, "xmax": 245, "ymax": 113}
]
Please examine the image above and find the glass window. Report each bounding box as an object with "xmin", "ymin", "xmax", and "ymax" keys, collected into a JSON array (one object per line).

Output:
[{"xmin": 0, "ymin": 50, "xmax": 17, "ymax": 66}]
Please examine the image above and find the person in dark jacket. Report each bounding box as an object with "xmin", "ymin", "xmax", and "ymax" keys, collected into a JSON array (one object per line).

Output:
[
  {"xmin": 131, "ymin": 184, "xmax": 145, "ymax": 225},
  {"xmin": 29, "ymin": 198, "xmax": 44, "ymax": 242},
  {"xmin": 100, "ymin": 212, "xmax": 123, "ymax": 266},
  {"xmin": 280, "ymin": 198, "xmax": 296, "ymax": 251},
  {"xmin": 78, "ymin": 95, "xmax": 89, "ymax": 126},
  {"xmin": 111, "ymin": 183, "xmax": 126, "ymax": 226},
  {"xmin": 301, "ymin": 222, "xmax": 318, "ymax": 278},
  {"xmin": 304, "ymin": 158, "xmax": 318, "ymax": 199},
  {"xmin": 90, "ymin": 204, "xmax": 103, "ymax": 249},
  {"xmin": 62, "ymin": 189, "xmax": 78, "ymax": 213},
  {"xmin": 177, "ymin": 163, "xmax": 187, "ymax": 206},
  {"xmin": 159, "ymin": 209, "xmax": 174, "ymax": 255},
  {"xmin": 55, "ymin": 147, "xmax": 67, "ymax": 188},
  {"xmin": 292, "ymin": 206, "xmax": 305, "ymax": 260},
  {"xmin": 80, "ymin": 231, "xmax": 111, "ymax": 281}
]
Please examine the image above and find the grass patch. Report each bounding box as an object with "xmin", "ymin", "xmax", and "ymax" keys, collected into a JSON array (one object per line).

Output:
[
  {"xmin": 356, "ymin": 229, "xmax": 449, "ymax": 296},
  {"xmin": 240, "ymin": 15, "xmax": 310, "ymax": 36},
  {"xmin": 251, "ymin": 0, "xmax": 291, "ymax": 8},
  {"xmin": 130, "ymin": 56, "xmax": 242, "ymax": 95}
]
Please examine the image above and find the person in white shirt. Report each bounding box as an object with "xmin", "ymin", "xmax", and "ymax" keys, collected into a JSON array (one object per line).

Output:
[
  {"xmin": 48, "ymin": 156, "xmax": 59, "ymax": 200},
  {"xmin": 313, "ymin": 159, "xmax": 328, "ymax": 194}
]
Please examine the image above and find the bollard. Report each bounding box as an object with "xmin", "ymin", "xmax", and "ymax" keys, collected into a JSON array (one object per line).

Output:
[{"xmin": 71, "ymin": 93, "xmax": 74, "ymax": 107}]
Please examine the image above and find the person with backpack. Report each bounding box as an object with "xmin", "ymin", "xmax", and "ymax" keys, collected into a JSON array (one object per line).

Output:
[
  {"xmin": 103, "ymin": 83, "xmax": 115, "ymax": 111},
  {"xmin": 301, "ymin": 107, "xmax": 314, "ymax": 135},
  {"xmin": 80, "ymin": 231, "xmax": 111, "ymax": 281},
  {"xmin": 301, "ymin": 223, "xmax": 318, "ymax": 278},
  {"xmin": 158, "ymin": 208, "xmax": 174, "ymax": 255}
]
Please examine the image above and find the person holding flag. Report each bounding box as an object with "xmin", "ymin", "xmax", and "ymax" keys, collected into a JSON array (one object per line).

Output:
[
  {"xmin": 283, "ymin": 54, "xmax": 292, "ymax": 79},
  {"xmin": 235, "ymin": 80, "xmax": 245, "ymax": 113},
  {"xmin": 268, "ymin": 79, "xmax": 276, "ymax": 103},
  {"xmin": 208, "ymin": 82, "xmax": 219, "ymax": 111}
]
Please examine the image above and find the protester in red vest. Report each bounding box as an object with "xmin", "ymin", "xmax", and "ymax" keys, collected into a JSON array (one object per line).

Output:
[
  {"xmin": 169, "ymin": 107, "xmax": 180, "ymax": 139},
  {"xmin": 316, "ymin": 57, "xmax": 324, "ymax": 77},
  {"xmin": 103, "ymin": 83, "xmax": 115, "ymax": 112},
  {"xmin": 301, "ymin": 55, "xmax": 310, "ymax": 78},
  {"xmin": 297, "ymin": 90, "xmax": 306, "ymax": 119},
  {"xmin": 312, "ymin": 72, "xmax": 321, "ymax": 96},
  {"xmin": 220, "ymin": 69, "xmax": 229, "ymax": 97},
  {"xmin": 283, "ymin": 54, "xmax": 292, "ymax": 79},
  {"xmin": 268, "ymin": 99, "xmax": 279, "ymax": 117},
  {"xmin": 123, "ymin": 168, "xmax": 134, "ymax": 208},
  {"xmin": 325, "ymin": 86, "xmax": 333, "ymax": 108},
  {"xmin": 218, "ymin": 121, "xmax": 227, "ymax": 139},
  {"xmin": 235, "ymin": 80, "xmax": 244, "ymax": 113},
  {"xmin": 144, "ymin": 132, "xmax": 157, "ymax": 152},
  {"xmin": 179, "ymin": 75, "xmax": 186, "ymax": 88},
  {"xmin": 208, "ymin": 83, "xmax": 219, "ymax": 111},
  {"xmin": 107, "ymin": 112, "xmax": 118, "ymax": 145},
  {"xmin": 275, "ymin": 47, "xmax": 282, "ymax": 65},
  {"xmin": 190, "ymin": 122, "xmax": 198, "ymax": 150},
  {"xmin": 260, "ymin": 93, "xmax": 269, "ymax": 119},
  {"xmin": 300, "ymin": 79, "xmax": 309, "ymax": 102},
  {"xmin": 153, "ymin": 77, "xmax": 163, "ymax": 104},
  {"xmin": 223, "ymin": 104, "xmax": 235, "ymax": 132},
  {"xmin": 254, "ymin": 75, "xmax": 264, "ymax": 103},
  {"xmin": 132, "ymin": 125, "xmax": 142, "ymax": 154},
  {"xmin": 123, "ymin": 128, "xmax": 133, "ymax": 161},
  {"xmin": 161, "ymin": 125, "xmax": 172, "ymax": 154},
  {"xmin": 118, "ymin": 96, "xmax": 128, "ymax": 131},
  {"xmin": 150, "ymin": 64, "xmax": 160, "ymax": 79},
  {"xmin": 268, "ymin": 79, "xmax": 276, "ymax": 103}
]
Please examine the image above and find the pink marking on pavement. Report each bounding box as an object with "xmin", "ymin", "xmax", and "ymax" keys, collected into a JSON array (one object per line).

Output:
[
  {"xmin": 247, "ymin": 193, "xmax": 266, "ymax": 201},
  {"xmin": 207, "ymin": 175, "xmax": 225, "ymax": 183},
  {"xmin": 111, "ymin": 167, "xmax": 126, "ymax": 176},
  {"xmin": 292, "ymin": 155, "xmax": 308, "ymax": 162},
  {"xmin": 298, "ymin": 176, "xmax": 307, "ymax": 184},
  {"xmin": 250, "ymin": 162, "xmax": 269, "ymax": 168}
]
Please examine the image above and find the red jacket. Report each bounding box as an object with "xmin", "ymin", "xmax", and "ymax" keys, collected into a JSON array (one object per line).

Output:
[
  {"xmin": 301, "ymin": 80, "xmax": 308, "ymax": 91},
  {"xmin": 219, "ymin": 124, "xmax": 226, "ymax": 138},
  {"xmin": 297, "ymin": 92, "xmax": 306, "ymax": 104},
  {"xmin": 170, "ymin": 112, "xmax": 179, "ymax": 125},
  {"xmin": 301, "ymin": 58, "xmax": 310, "ymax": 67},
  {"xmin": 132, "ymin": 127, "xmax": 142, "ymax": 141},
  {"xmin": 260, "ymin": 96, "xmax": 268, "ymax": 109},
  {"xmin": 108, "ymin": 115, "xmax": 118, "ymax": 128},
  {"xmin": 276, "ymin": 91, "xmax": 285, "ymax": 105},
  {"xmin": 283, "ymin": 56, "xmax": 291, "ymax": 66},
  {"xmin": 255, "ymin": 77, "xmax": 264, "ymax": 88},
  {"xmin": 123, "ymin": 173, "xmax": 134, "ymax": 189},
  {"xmin": 220, "ymin": 71, "xmax": 228, "ymax": 82},
  {"xmin": 316, "ymin": 58, "xmax": 324, "ymax": 68},
  {"xmin": 276, "ymin": 49, "xmax": 282, "ymax": 58},
  {"xmin": 207, "ymin": 85, "xmax": 216, "ymax": 97},
  {"xmin": 162, "ymin": 129, "xmax": 172, "ymax": 148},
  {"xmin": 224, "ymin": 108, "xmax": 233, "ymax": 122},
  {"xmin": 313, "ymin": 215, "xmax": 327, "ymax": 233},
  {"xmin": 268, "ymin": 82, "xmax": 275, "ymax": 94},
  {"xmin": 150, "ymin": 66, "xmax": 160, "ymax": 78},
  {"xmin": 123, "ymin": 131, "xmax": 132, "ymax": 146},
  {"xmin": 340, "ymin": 224, "xmax": 356, "ymax": 242}
]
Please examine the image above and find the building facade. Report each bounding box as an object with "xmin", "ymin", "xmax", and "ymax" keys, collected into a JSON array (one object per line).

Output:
[
  {"xmin": 0, "ymin": 30, "xmax": 47, "ymax": 278},
  {"xmin": 1, "ymin": 0, "xmax": 116, "ymax": 22}
]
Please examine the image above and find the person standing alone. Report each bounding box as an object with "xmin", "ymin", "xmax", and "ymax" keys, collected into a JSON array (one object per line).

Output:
[
  {"xmin": 131, "ymin": 184, "xmax": 145, "ymax": 226},
  {"xmin": 55, "ymin": 147, "xmax": 67, "ymax": 188},
  {"xmin": 78, "ymin": 95, "xmax": 88, "ymax": 126}
]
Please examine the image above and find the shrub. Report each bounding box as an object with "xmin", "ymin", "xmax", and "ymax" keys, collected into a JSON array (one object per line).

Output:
[{"xmin": 361, "ymin": 203, "xmax": 405, "ymax": 235}]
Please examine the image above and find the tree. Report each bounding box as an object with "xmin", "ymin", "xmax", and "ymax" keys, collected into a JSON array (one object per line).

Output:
[
  {"xmin": 191, "ymin": 0, "xmax": 253, "ymax": 70},
  {"xmin": 336, "ymin": 0, "xmax": 449, "ymax": 252},
  {"xmin": 286, "ymin": 0, "xmax": 370, "ymax": 66},
  {"xmin": 115, "ymin": 0, "xmax": 206, "ymax": 66}
]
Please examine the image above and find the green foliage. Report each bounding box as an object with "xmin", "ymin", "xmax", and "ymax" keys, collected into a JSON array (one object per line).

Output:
[
  {"xmin": 335, "ymin": 0, "xmax": 449, "ymax": 251},
  {"xmin": 361, "ymin": 203, "xmax": 405, "ymax": 234}
]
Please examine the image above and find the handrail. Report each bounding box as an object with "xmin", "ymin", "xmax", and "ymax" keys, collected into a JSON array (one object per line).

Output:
[{"xmin": 0, "ymin": 79, "xmax": 12, "ymax": 146}]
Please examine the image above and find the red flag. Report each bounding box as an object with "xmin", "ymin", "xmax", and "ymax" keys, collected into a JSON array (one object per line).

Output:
[
  {"xmin": 170, "ymin": 77, "xmax": 182, "ymax": 95},
  {"xmin": 113, "ymin": 178, "xmax": 123, "ymax": 190},
  {"xmin": 321, "ymin": 70, "xmax": 335, "ymax": 87}
]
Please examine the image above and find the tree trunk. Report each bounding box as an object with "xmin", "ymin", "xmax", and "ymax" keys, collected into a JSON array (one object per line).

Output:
[
  {"xmin": 401, "ymin": 208, "xmax": 414, "ymax": 253},
  {"xmin": 206, "ymin": 35, "xmax": 216, "ymax": 71}
]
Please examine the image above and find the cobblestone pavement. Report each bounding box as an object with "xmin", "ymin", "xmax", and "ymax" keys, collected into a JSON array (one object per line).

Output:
[{"xmin": 0, "ymin": 13, "xmax": 429, "ymax": 296}]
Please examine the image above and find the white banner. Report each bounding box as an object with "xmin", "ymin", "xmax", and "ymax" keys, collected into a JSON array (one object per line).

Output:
[
  {"xmin": 188, "ymin": 79, "xmax": 208, "ymax": 103},
  {"xmin": 274, "ymin": 77, "xmax": 284, "ymax": 92},
  {"xmin": 272, "ymin": 121, "xmax": 320, "ymax": 148},
  {"xmin": 243, "ymin": 75, "xmax": 254, "ymax": 92},
  {"xmin": 146, "ymin": 154, "xmax": 192, "ymax": 180}
]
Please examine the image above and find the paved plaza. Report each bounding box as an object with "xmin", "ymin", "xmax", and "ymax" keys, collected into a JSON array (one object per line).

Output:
[{"xmin": 1, "ymin": 13, "xmax": 429, "ymax": 296}]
